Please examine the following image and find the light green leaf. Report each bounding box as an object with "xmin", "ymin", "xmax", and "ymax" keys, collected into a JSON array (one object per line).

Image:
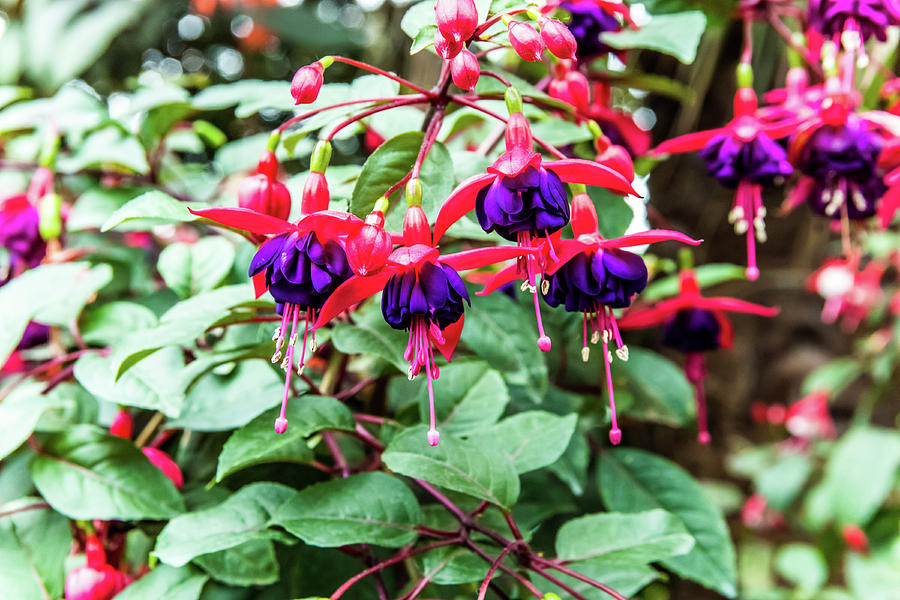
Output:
[
  {"xmin": 800, "ymin": 358, "xmax": 863, "ymax": 396},
  {"xmin": 482, "ymin": 411, "xmax": 577, "ymax": 473},
  {"xmin": 754, "ymin": 454, "xmax": 812, "ymax": 511},
  {"xmin": 158, "ymin": 238, "xmax": 236, "ymax": 298},
  {"xmin": 616, "ymin": 348, "xmax": 694, "ymax": 427},
  {"xmin": 59, "ymin": 127, "xmax": 149, "ymax": 174},
  {"xmin": 0, "ymin": 499, "xmax": 71, "ymax": 600},
  {"xmin": 601, "ymin": 11, "xmax": 708, "ymax": 64},
  {"xmin": 556, "ymin": 510, "xmax": 694, "ymax": 564},
  {"xmin": 79, "ymin": 301, "xmax": 158, "ymax": 346},
  {"xmin": 114, "ymin": 565, "xmax": 208, "ymax": 600},
  {"xmin": 216, "ymin": 396, "xmax": 355, "ymax": 481},
  {"xmin": 383, "ymin": 426, "xmax": 520, "ymax": 510},
  {"xmin": 0, "ymin": 381, "xmax": 71, "ymax": 460},
  {"xmin": 155, "ymin": 483, "xmax": 298, "ymax": 567},
  {"xmin": 100, "ymin": 191, "xmax": 200, "ymax": 232},
  {"xmin": 193, "ymin": 538, "xmax": 279, "ymax": 586},
  {"xmin": 30, "ymin": 426, "xmax": 184, "ymax": 520},
  {"xmin": 274, "ymin": 472, "xmax": 421, "ymax": 547},
  {"xmin": 416, "ymin": 361, "xmax": 509, "ymax": 436},
  {"xmin": 774, "ymin": 543, "xmax": 827, "ymax": 594},
  {"xmin": 598, "ymin": 448, "xmax": 737, "ymax": 597}
]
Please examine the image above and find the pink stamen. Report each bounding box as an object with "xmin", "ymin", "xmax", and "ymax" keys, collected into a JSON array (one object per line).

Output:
[
  {"xmin": 275, "ymin": 306, "xmax": 300, "ymax": 433},
  {"xmin": 685, "ymin": 352, "xmax": 710, "ymax": 444},
  {"xmin": 297, "ymin": 313, "xmax": 310, "ymax": 373},
  {"xmin": 422, "ymin": 320, "xmax": 440, "ymax": 446},
  {"xmin": 602, "ymin": 337, "xmax": 621, "ymax": 445}
]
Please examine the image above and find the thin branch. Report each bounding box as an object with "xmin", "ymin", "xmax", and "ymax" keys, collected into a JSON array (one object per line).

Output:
[
  {"xmin": 532, "ymin": 557, "xmax": 629, "ymax": 600},
  {"xmin": 0, "ymin": 502, "xmax": 51, "ymax": 519},
  {"xmin": 477, "ymin": 544, "xmax": 515, "ymax": 600}
]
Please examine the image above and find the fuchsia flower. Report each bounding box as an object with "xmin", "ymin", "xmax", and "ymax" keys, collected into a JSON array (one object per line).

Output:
[
  {"xmin": 434, "ymin": 0, "xmax": 478, "ymax": 44},
  {"xmin": 434, "ymin": 109, "xmax": 635, "ymax": 351},
  {"xmin": 552, "ymin": 0, "xmax": 636, "ymax": 60},
  {"xmin": 434, "ymin": 30, "xmax": 464, "ymax": 59},
  {"xmin": 142, "ymin": 447, "xmax": 184, "ymax": 489},
  {"xmin": 291, "ymin": 60, "xmax": 327, "ymax": 105},
  {"xmin": 539, "ymin": 17, "xmax": 577, "ymax": 60},
  {"xmin": 549, "ymin": 62, "xmax": 590, "ymax": 113},
  {"xmin": 65, "ymin": 535, "xmax": 129, "ymax": 600},
  {"xmin": 618, "ymin": 269, "xmax": 779, "ymax": 443},
  {"xmin": 314, "ymin": 206, "xmax": 535, "ymax": 446},
  {"xmin": 508, "ymin": 21, "xmax": 545, "ymax": 61},
  {"xmin": 0, "ymin": 167, "xmax": 54, "ymax": 276},
  {"xmin": 654, "ymin": 87, "xmax": 797, "ymax": 280},
  {"xmin": 842, "ymin": 524, "xmax": 870, "ymax": 553},
  {"xmin": 450, "ymin": 49, "xmax": 480, "ymax": 91},
  {"xmin": 806, "ymin": 252, "xmax": 884, "ymax": 331},
  {"xmin": 109, "ymin": 410, "xmax": 134, "ymax": 439},
  {"xmin": 539, "ymin": 193, "xmax": 700, "ymax": 444},
  {"xmin": 238, "ymin": 151, "xmax": 291, "ymax": 222},
  {"xmin": 808, "ymin": 0, "xmax": 900, "ymax": 45}
]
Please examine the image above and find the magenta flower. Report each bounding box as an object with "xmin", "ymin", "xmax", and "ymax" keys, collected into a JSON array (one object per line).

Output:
[
  {"xmin": 618, "ymin": 269, "xmax": 779, "ymax": 444},
  {"xmin": 654, "ymin": 88, "xmax": 796, "ymax": 280},
  {"xmin": 434, "ymin": 112, "xmax": 635, "ymax": 351},
  {"xmin": 0, "ymin": 193, "xmax": 46, "ymax": 276}
]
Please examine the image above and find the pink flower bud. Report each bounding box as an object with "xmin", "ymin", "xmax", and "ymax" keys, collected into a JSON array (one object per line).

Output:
[
  {"xmin": 842, "ymin": 524, "xmax": 869, "ymax": 553},
  {"xmin": 450, "ymin": 49, "xmax": 480, "ymax": 91},
  {"xmin": 84, "ymin": 534, "xmax": 106, "ymax": 568},
  {"xmin": 504, "ymin": 112, "xmax": 533, "ymax": 151},
  {"xmin": 300, "ymin": 172, "xmax": 330, "ymax": 215},
  {"xmin": 109, "ymin": 410, "xmax": 133, "ymax": 439},
  {"xmin": 27, "ymin": 167, "xmax": 54, "ymax": 202},
  {"xmin": 549, "ymin": 70, "xmax": 590, "ymax": 113},
  {"xmin": 142, "ymin": 447, "xmax": 184, "ymax": 489},
  {"xmin": 402, "ymin": 205, "xmax": 431, "ymax": 246},
  {"xmin": 570, "ymin": 193, "xmax": 599, "ymax": 237},
  {"xmin": 434, "ymin": 30, "xmax": 463, "ymax": 59},
  {"xmin": 434, "ymin": 0, "xmax": 478, "ymax": 44},
  {"xmin": 290, "ymin": 62, "xmax": 324, "ymax": 105},
  {"xmin": 540, "ymin": 18, "xmax": 577, "ymax": 60},
  {"xmin": 597, "ymin": 144, "xmax": 635, "ymax": 182},
  {"xmin": 65, "ymin": 565, "xmax": 120, "ymax": 600},
  {"xmin": 238, "ymin": 153, "xmax": 292, "ymax": 221},
  {"xmin": 346, "ymin": 212, "xmax": 393, "ymax": 276},
  {"xmin": 508, "ymin": 22, "xmax": 544, "ymax": 62}
]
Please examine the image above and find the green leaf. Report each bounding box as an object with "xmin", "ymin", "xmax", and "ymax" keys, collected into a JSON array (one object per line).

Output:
[
  {"xmin": 754, "ymin": 454, "xmax": 812, "ymax": 511},
  {"xmin": 416, "ymin": 361, "xmax": 509, "ymax": 437},
  {"xmin": 616, "ymin": 348, "xmax": 693, "ymax": 427},
  {"xmin": 216, "ymin": 396, "xmax": 355, "ymax": 481},
  {"xmin": 79, "ymin": 301, "xmax": 158, "ymax": 346},
  {"xmin": 461, "ymin": 291, "xmax": 548, "ymax": 403},
  {"xmin": 845, "ymin": 551, "xmax": 900, "ymax": 600},
  {"xmin": 420, "ymin": 546, "xmax": 492, "ymax": 585},
  {"xmin": 331, "ymin": 302, "xmax": 409, "ymax": 372},
  {"xmin": 193, "ymin": 80, "xmax": 292, "ymax": 115},
  {"xmin": 549, "ymin": 559, "xmax": 660, "ymax": 599},
  {"xmin": 59, "ymin": 126, "xmax": 149, "ymax": 174},
  {"xmin": 114, "ymin": 565, "xmax": 208, "ymax": 600},
  {"xmin": 400, "ymin": 1, "xmax": 435, "ymax": 42},
  {"xmin": 483, "ymin": 411, "xmax": 577, "ymax": 474},
  {"xmin": 274, "ymin": 472, "xmax": 421, "ymax": 547},
  {"xmin": 73, "ymin": 349, "xmax": 187, "ymax": 417},
  {"xmin": 350, "ymin": 132, "xmax": 453, "ymax": 225},
  {"xmin": 597, "ymin": 448, "xmax": 737, "ymax": 597},
  {"xmin": 601, "ymin": 11, "xmax": 708, "ymax": 64},
  {"xmin": 587, "ymin": 186, "xmax": 636, "ymax": 240},
  {"xmin": 556, "ymin": 510, "xmax": 694, "ymax": 564},
  {"xmin": 805, "ymin": 426, "xmax": 900, "ymax": 528},
  {"xmin": 383, "ymin": 426, "xmax": 520, "ymax": 510},
  {"xmin": 193, "ymin": 538, "xmax": 279, "ymax": 586},
  {"xmin": 0, "ymin": 262, "xmax": 112, "ymax": 365},
  {"xmin": 30, "ymin": 426, "xmax": 184, "ymax": 520},
  {"xmin": 0, "ymin": 499, "xmax": 71, "ymax": 600},
  {"xmin": 110, "ymin": 284, "xmax": 255, "ymax": 379},
  {"xmin": 100, "ymin": 191, "xmax": 200, "ymax": 232},
  {"xmin": 68, "ymin": 186, "xmax": 153, "ymax": 231},
  {"xmin": 642, "ymin": 263, "xmax": 747, "ymax": 302},
  {"xmin": 0, "ymin": 381, "xmax": 71, "ymax": 460},
  {"xmin": 774, "ymin": 543, "xmax": 827, "ymax": 594},
  {"xmin": 158, "ymin": 238, "xmax": 236, "ymax": 298},
  {"xmin": 155, "ymin": 483, "xmax": 298, "ymax": 567}
]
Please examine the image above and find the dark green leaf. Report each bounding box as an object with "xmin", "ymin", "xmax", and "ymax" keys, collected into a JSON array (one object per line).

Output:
[
  {"xmin": 274, "ymin": 472, "xmax": 421, "ymax": 547},
  {"xmin": 601, "ymin": 12, "xmax": 708, "ymax": 64},
  {"xmin": 30, "ymin": 426, "xmax": 184, "ymax": 520},
  {"xmin": 216, "ymin": 396, "xmax": 355, "ymax": 481},
  {"xmin": 193, "ymin": 538, "xmax": 279, "ymax": 587},
  {"xmin": 598, "ymin": 448, "xmax": 737, "ymax": 597},
  {"xmin": 155, "ymin": 483, "xmax": 299, "ymax": 567},
  {"xmin": 555, "ymin": 509, "xmax": 694, "ymax": 564},
  {"xmin": 79, "ymin": 301, "xmax": 158, "ymax": 346},
  {"xmin": 754, "ymin": 455, "xmax": 812, "ymax": 511},
  {"xmin": 482, "ymin": 411, "xmax": 577, "ymax": 473},
  {"xmin": 546, "ymin": 559, "xmax": 659, "ymax": 600},
  {"xmin": 383, "ymin": 426, "xmax": 520, "ymax": 510},
  {"xmin": 616, "ymin": 348, "xmax": 693, "ymax": 426},
  {"xmin": 59, "ymin": 127, "xmax": 149, "ymax": 174},
  {"xmin": 0, "ymin": 499, "xmax": 71, "ymax": 600},
  {"xmin": 331, "ymin": 301, "xmax": 409, "ymax": 372},
  {"xmin": 415, "ymin": 361, "xmax": 509, "ymax": 436},
  {"xmin": 420, "ymin": 546, "xmax": 492, "ymax": 585}
]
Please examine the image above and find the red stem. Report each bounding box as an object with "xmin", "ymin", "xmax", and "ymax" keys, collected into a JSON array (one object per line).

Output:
[
  {"xmin": 276, "ymin": 95, "xmax": 422, "ymax": 134},
  {"xmin": 504, "ymin": 512, "xmax": 523, "ymax": 541},
  {"xmin": 330, "ymin": 56, "xmax": 434, "ymax": 96},
  {"xmin": 465, "ymin": 539, "xmax": 543, "ymax": 599},
  {"xmin": 323, "ymin": 431, "xmax": 351, "ymax": 477},
  {"xmin": 473, "ymin": 8, "xmax": 529, "ymax": 37},
  {"xmin": 477, "ymin": 544, "xmax": 514, "ymax": 600},
  {"xmin": 532, "ymin": 557, "xmax": 630, "ymax": 600},
  {"xmin": 0, "ymin": 502, "xmax": 51, "ymax": 519},
  {"xmin": 325, "ymin": 97, "xmax": 428, "ymax": 141},
  {"xmin": 329, "ymin": 538, "xmax": 461, "ymax": 600},
  {"xmin": 740, "ymin": 17, "xmax": 753, "ymax": 66}
]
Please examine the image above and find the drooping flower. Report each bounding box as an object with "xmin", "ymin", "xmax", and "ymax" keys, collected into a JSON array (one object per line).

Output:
[
  {"xmin": 64, "ymin": 535, "xmax": 129, "ymax": 600},
  {"xmin": 142, "ymin": 447, "xmax": 185, "ymax": 489},
  {"xmin": 785, "ymin": 389, "xmax": 836, "ymax": 440},
  {"xmin": 618, "ymin": 269, "xmax": 779, "ymax": 443},
  {"xmin": 539, "ymin": 17, "xmax": 577, "ymax": 60},
  {"xmin": 808, "ymin": 0, "xmax": 900, "ymax": 45},
  {"xmin": 109, "ymin": 409, "xmax": 134, "ymax": 439},
  {"xmin": 548, "ymin": 62, "xmax": 590, "ymax": 113},
  {"xmin": 291, "ymin": 59, "xmax": 330, "ymax": 105},
  {"xmin": 842, "ymin": 524, "xmax": 869, "ymax": 553},
  {"xmin": 314, "ymin": 204, "xmax": 535, "ymax": 446},
  {"xmin": 654, "ymin": 87, "xmax": 796, "ymax": 280},
  {"xmin": 806, "ymin": 252, "xmax": 884, "ymax": 331},
  {"xmin": 539, "ymin": 193, "xmax": 700, "ymax": 444},
  {"xmin": 556, "ymin": 0, "xmax": 632, "ymax": 59},
  {"xmin": 0, "ymin": 193, "xmax": 47, "ymax": 276},
  {"xmin": 508, "ymin": 21, "xmax": 545, "ymax": 61},
  {"xmin": 434, "ymin": 98, "xmax": 635, "ymax": 351},
  {"xmin": 434, "ymin": 0, "xmax": 479, "ymax": 44},
  {"xmin": 238, "ymin": 151, "xmax": 291, "ymax": 222}
]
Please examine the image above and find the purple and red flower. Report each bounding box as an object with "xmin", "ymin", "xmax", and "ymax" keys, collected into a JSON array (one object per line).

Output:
[{"xmin": 618, "ymin": 269, "xmax": 779, "ymax": 444}]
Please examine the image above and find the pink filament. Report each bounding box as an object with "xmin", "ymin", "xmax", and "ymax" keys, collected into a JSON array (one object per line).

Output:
[
  {"xmin": 276, "ymin": 305, "xmax": 300, "ymax": 433},
  {"xmin": 685, "ymin": 352, "xmax": 709, "ymax": 444},
  {"xmin": 602, "ymin": 336, "xmax": 621, "ymax": 444}
]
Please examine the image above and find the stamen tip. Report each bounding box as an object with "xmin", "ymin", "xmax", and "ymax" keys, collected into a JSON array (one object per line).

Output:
[
  {"xmin": 615, "ymin": 346, "xmax": 629, "ymax": 361},
  {"xmin": 746, "ymin": 266, "xmax": 760, "ymax": 281},
  {"xmin": 698, "ymin": 431, "xmax": 711, "ymax": 445},
  {"xmin": 426, "ymin": 429, "xmax": 440, "ymax": 446},
  {"xmin": 274, "ymin": 418, "xmax": 288, "ymax": 434},
  {"xmin": 537, "ymin": 335, "xmax": 552, "ymax": 352},
  {"xmin": 581, "ymin": 346, "xmax": 590, "ymax": 362},
  {"xmin": 609, "ymin": 428, "xmax": 622, "ymax": 445}
]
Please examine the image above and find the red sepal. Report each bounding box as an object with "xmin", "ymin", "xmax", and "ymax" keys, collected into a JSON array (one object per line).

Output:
[
  {"xmin": 433, "ymin": 315, "xmax": 464, "ymax": 361},
  {"xmin": 314, "ymin": 269, "xmax": 396, "ymax": 329},
  {"xmin": 296, "ymin": 210, "xmax": 364, "ymax": 237},
  {"xmin": 544, "ymin": 159, "xmax": 637, "ymax": 196},
  {"xmin": 599, "ymin": 229, "xmax": 702, "ymax": 249},
  {"xmin": 488, "ymin": 148, "xmax": 543, "ymax": 178},
  {"xmin": 433, "ymin": 173, "xmax": 494, "ymax": 242},
  {"xmin": 617, "ymin": 297, "xmax": 692, "ymax": 329},
  {"xmin": 652, "ymin": 128, "xmax": 725, "ymax": 156},
  {"xmin": 694, "ymin": 296, "xmax": 780, "ymax": 317},
  {"xmin": 252, "ymin": 271, "xmax": 268, "ymax": 298},
  {"xmin": 189, "ymin": 207, "xmax": 294, "ymax": 236},
  {"xmin": 546, "ymin": 238, "xmax": 593, "ymax": 275},
  {"xmin": 878, "ymin": 185, "xmax": 900, "ymax": 228},
  {"xmin": 714, "ymin": 310, "xmax": 734, "ymax": 350},
  {"xmin": 439, "ymin": 245, "xmax": 535, "ymax": 271},
  {"xmin": 477, "ymin": 263, "xmax": 520, "ymax": 296}
]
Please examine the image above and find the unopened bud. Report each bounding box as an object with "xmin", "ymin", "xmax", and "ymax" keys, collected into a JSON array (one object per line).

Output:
[
  {"xmin": 434, "ymin": 0, "xmax": 478, "ymax": 44},
  {"xmin": 291, "ymin": 61, "xmax": 326, "ymax": 105},
  {"xmin": 434, "ymin": 30, "xmax": 463, "ymax": 59},
  {"xmin": 450, "ymin": 49, "xmax": 480, "ymax": 91},
  {"xmin": 402, "ymin": 204, "xmax": 431, "ymax": 246},
  {"xmin": 508, "ymin": 21, "xmax": 544, "ymax": 62},
  {"xmin": 142, "ymin": 447, "xmax": 184, "ymax": 489},
  {"xmin": 540, "ymin": 18, "xmax": 576, "ymax": 60},
  {"xmin": 301, "ymin": 172, "xmax": 330, "ymax": 214}
]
